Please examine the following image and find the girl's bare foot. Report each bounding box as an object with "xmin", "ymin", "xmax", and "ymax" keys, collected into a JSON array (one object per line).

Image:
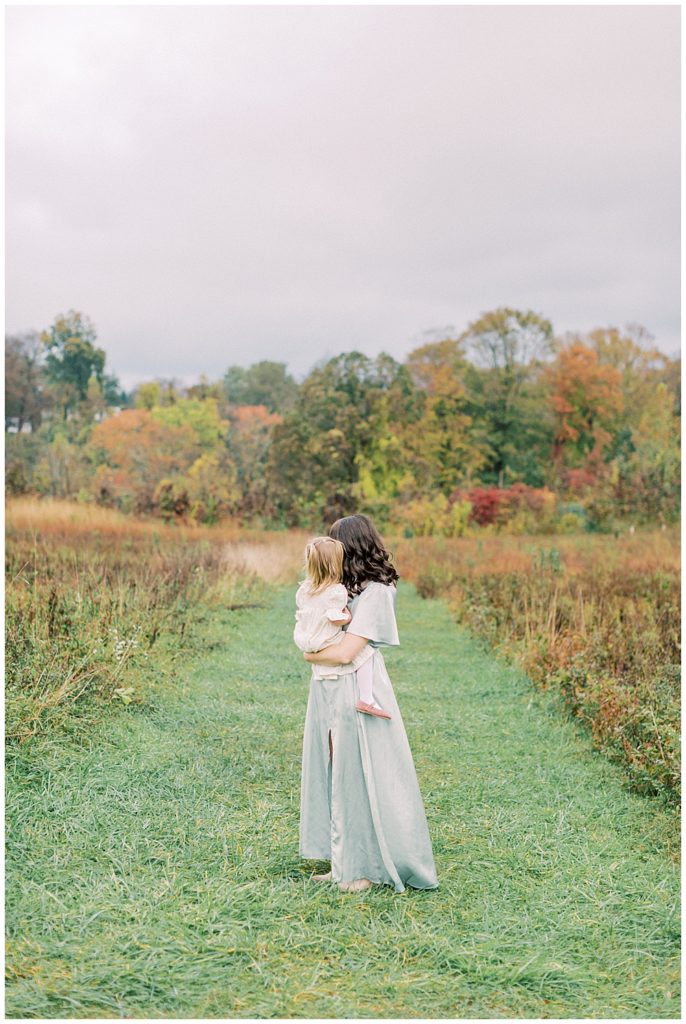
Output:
[
  {"xmin": 339, "ymin": 878, "xmax": 373, "ymax": 892},
  {"xmin": 312, "ymin": 870, "xmax": 332, "ymax": 882}
]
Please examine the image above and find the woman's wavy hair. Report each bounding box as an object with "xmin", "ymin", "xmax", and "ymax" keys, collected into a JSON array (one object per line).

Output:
[{"xmin": 328, "ymin": 514, "xmax": 399, "ymax": 597}]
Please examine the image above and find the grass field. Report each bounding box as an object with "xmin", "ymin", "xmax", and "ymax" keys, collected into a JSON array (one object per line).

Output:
[{"xmin": 5, "ymin": 580, "xmax": 679, "ymax": 1018}]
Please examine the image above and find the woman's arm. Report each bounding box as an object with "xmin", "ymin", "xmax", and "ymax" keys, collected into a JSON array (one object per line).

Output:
[{"xmin": 304, "ymin": 632, "xmax": 369, "ymax": 665}]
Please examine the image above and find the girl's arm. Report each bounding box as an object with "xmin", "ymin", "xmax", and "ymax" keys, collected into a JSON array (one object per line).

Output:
[
  {"xmin": 304, "ymin": 632, "xmax": 369, "ymax": 665},
  {"xmin": 327, "ymin": 607, "xmax": 352, "ymax": 626}
]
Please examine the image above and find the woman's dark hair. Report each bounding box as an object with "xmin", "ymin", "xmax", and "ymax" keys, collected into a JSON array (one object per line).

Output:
[{"xmin": 328, "ymin": 514, "xmax": 399, "ymax": 597}]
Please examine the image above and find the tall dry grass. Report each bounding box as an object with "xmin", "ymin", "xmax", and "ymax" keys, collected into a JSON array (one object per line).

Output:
[
  {"xmin": 389, "ymin": 527, "xmax": 680, "ymax": 799},
  {"xmin": 5, "ymin": 498, "xmax": 306, "ymax": 741}
]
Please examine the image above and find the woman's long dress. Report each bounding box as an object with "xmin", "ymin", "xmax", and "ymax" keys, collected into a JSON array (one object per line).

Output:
[{"xmin": 299, "ymin": 581, "xmax": 438, "ymax": 893}]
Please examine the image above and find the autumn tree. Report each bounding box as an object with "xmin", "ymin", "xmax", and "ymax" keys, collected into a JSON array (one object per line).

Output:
[
  {"xmin": 186, "ymin": 373, "xmax": 225, "ymax": 404},
  {"xmin": 132, "ymin": 378, "xmax": 184, "ymax": 409},
  {"xmin": 657, "ymin": 354, "xmax": 681, "ymax": 418},
  {"xmin": 546, "ymin": 340, "xmax": 625, "ymax": 472},
  {"xmin": 581, "ymin": 324, "xmax": 671, "ymax": 432},
  {"xmin": 563, "ymin": 325, "xmax": 681, "ymax": 522},
  {"xmin": 176, "ymin": 449, "xmax": 240, "ymax": 524},
  {"xmin": 225, "ymin": 404, "xmax": 283, "ymax": 520},
  {"xmin": 88, "ymin": 409, "xmax": 202, "ymax": 514}
]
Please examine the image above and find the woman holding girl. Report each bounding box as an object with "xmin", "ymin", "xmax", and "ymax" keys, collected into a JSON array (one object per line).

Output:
[{"xmin": 296, "ymin": 513, "xmax": 438, "ymax": 894}]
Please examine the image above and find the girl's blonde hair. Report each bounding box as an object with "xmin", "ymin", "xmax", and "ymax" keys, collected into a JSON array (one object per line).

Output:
[{"xmin": 302, "ymin": 536, "xmax": 345, "ymax": 594}]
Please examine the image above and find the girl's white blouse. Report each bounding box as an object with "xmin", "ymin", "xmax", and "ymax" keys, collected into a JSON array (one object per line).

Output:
[{"xmin": 294, "ymin": 580, "xmax": 373, "ymax": 679}]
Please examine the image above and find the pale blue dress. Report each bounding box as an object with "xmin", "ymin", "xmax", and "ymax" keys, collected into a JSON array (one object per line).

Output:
[{"xmin": 299, "ymin": 580, "xmax": 439, "ymax": 892}]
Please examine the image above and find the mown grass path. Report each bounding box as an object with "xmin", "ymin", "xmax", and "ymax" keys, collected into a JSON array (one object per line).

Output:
[{"xmin": 6, "ymin": 581, "xmax": 679, "ymax": 1018}]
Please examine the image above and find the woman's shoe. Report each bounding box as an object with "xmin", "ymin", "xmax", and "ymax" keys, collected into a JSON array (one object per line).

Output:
[
  {"xmin": 355, "ymin": 700, "xmax": 391, "ymax": 720},
  {"xmin": 339, "ymin": 878, "xmax": 373, "ymax": 892}
]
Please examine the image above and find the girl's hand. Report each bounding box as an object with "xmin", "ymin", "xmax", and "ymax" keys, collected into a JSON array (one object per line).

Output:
[
  {"xmin": 328, "ymin": 607, "xmax": 352, "ymax": 626},
  {"xmin": 304, "ymin": 652, "xmax": 315, "ymax": 662}
]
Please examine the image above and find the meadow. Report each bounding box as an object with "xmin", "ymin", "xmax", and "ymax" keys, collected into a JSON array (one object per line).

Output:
[
  {"xmin": 6, "ymin": 499, "xmax": 679, "ymax": 801},
  {"xmin": 4, "ymin": 498, "xmax": 680, "ymax": 1016}
]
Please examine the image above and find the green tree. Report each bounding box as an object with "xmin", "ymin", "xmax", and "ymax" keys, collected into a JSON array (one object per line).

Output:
[
  {"xmin": 459, "ymin": 308, "xmax": 555, "ymax": 487},
  {"xmin": 401, "ymin": 337, "xmax": 485, "ymax": 495},
  {"xmin": 614, "ymin": 382, "xmax": 680, "ymax": 522},
  {"xmin": 41, "ymin": 311, "xmax": 105, "ymax": 418},
  {"xmin": 134, "ymin": 381, "xmax": 163, "ymax": 411},
  {"xmin": 5, "ymin": 331, "xmax": 46, "ymax": 432},
  {"xmin": 223, "ymin": 361, "xmax": 299, "ymax": 413},
  {"xmin": 39, "ymin": 310, "xmax": 124, "ymax": 442},
  {"xmin": 33, "ymin": 433, "xmax": 91, "ymax": 499},
  {"xmin": 150, "ymin": 397, "xmax": 228, "ymax": 451},
  {"xmin": 265, "ymin": 351, "xmax": 417, "ymax": 527}
]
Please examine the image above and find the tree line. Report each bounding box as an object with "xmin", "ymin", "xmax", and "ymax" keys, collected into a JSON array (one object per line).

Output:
[{"xmin": 5, "ymin": 307, "xmax": 680, "ymax": 534}]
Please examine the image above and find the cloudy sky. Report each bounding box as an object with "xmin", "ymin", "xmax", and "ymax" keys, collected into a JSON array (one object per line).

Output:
[{"xmin": 6, "ymin": 5, "xmax": 680, "ymax": 390}]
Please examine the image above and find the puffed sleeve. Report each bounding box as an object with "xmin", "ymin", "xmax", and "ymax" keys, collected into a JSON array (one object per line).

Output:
[
  {"xmin": 324, "ymin": 583, "xmax": 350, "ymax": 621},
  {"xmin": 346, "ymin": 583, "xmax": 399, "ymax": 647}
]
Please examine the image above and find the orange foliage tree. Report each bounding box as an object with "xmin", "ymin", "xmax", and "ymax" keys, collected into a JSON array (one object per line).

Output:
[
  {"xmin": 226, "ymin": 404, "xmax": 283, "ymax": 519},
  {"xmin": 88, "ymin": 408, "xmax": 200, "ymax": 514},
  {"xmin": 546, "ymin": 341, "xmax": 624, "ymax": 470}
]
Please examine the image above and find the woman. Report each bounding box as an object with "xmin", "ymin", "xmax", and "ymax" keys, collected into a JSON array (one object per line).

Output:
[{"xmin": 299, "ymin": 513, "xmax": 438, "ymax": 894}]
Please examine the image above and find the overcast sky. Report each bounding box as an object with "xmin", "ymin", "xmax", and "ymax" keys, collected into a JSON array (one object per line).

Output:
[{"xmin": 6, "ymin": 5, "xmax": 680, "ymax": 390}]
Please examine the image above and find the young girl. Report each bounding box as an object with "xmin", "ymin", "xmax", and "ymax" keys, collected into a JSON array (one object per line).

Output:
[{"xmin": 293, "ymin": 536, "xmax": 391, "ymax": 719}]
